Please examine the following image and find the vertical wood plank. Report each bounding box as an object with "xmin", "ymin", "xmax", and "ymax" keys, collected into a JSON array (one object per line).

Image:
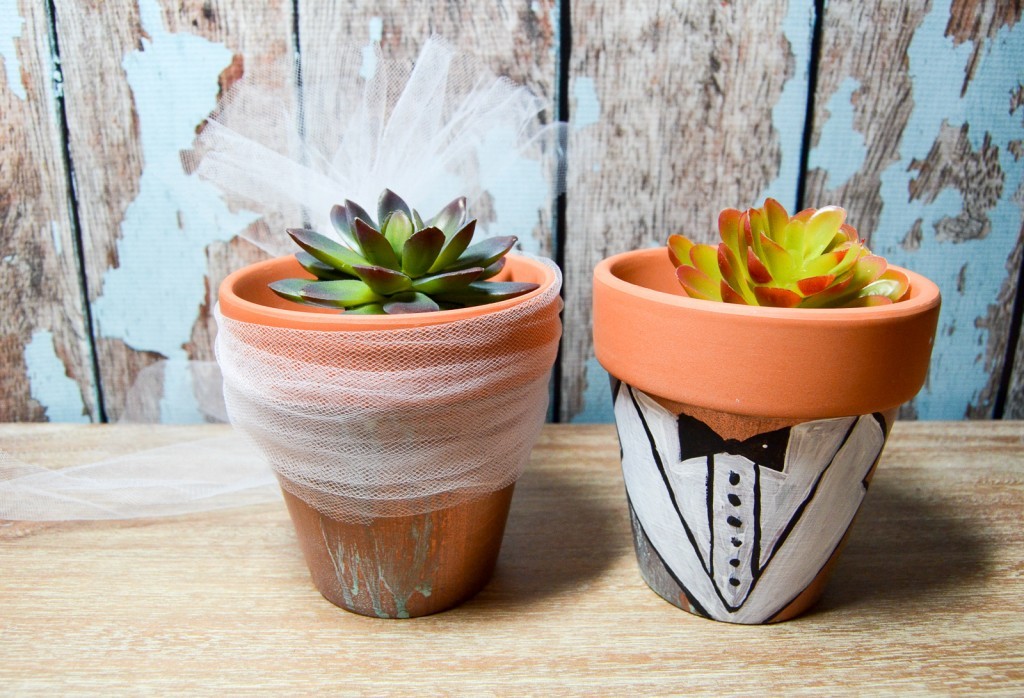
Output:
[
  {"xmin": 295, "ymin": 0, "xmax": 561, "ymax": 257},
  {"xmin": 804, "ymin": 0, "xmax": 1024, "ymax": 419},
  {"xmin": 0, "ymin": 0, "xmax": 97, "ymax": 421},
  {"xmin": 561, "ymin": 1, "xmax": 816, "ymax": 422},
  {"xmin": 51, "ymin": 0, "xmax": 295, "ymax": 421}
]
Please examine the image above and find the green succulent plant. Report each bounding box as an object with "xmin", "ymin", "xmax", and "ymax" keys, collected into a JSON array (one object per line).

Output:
[
  {"xmin": 270, "ymin": 189, "xmax": 539, "ymax": 314},
  {"xmin": 668, "ymin": 198, "xmax": 910, "ymax": 308}
]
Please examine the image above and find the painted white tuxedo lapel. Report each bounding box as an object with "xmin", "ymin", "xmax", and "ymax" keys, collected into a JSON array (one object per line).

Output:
[{"xmin": 615, "ymin": 383, "xmax": 885, "ymax": 623}]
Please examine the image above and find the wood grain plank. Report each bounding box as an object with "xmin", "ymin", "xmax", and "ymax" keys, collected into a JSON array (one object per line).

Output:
[
  {"xmin": 804, "ymin": 0, "xmax": 1024, "ymax": 419},
  {"xmin": 51, "ymin": 0, "xmax": 294, "ymax": 421},
  {"xmin": 1, "ymin": 422, "xmax": 1021, "ymax": 693},
  {"xmin": 561, "ymin": 1, "xmax": 816, "ymax": 422},
  {"xmin": 295, "ymin": 0, "xmax": 561, "ymax": 258},
  {"xmin": 0, "ymin": 0, "xmax": 97, "ymax": 422}
]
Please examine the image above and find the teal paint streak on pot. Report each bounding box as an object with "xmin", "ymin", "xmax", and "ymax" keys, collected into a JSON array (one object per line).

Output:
[
  {"xmin": 0, "ymin": 0, "xmax": 26, "ymax": 100},
  {"xmin": 90, "ymin": 0, "xmax": 258, "ymax": 422},
  {"xmin": 350, "ymin": 550, "xmax": 361, "ymax": 599},
  {"xmin": 570, "ymin": 356, "xmax": 615, "ymax": 423},
  {"xmin": 759, "ymin": 0, "xmax": 816, "ymax": 209},
  {"xmin": 870, "ymin": 0, "xmax": 1024, "ymax": 418},
  {"xmin": 807, "ymin": 77, "xmax": 867, "ymax": 190},
  {"xmin": 24, "ymin": 330, "xmax": 89, "ymax": 422}
]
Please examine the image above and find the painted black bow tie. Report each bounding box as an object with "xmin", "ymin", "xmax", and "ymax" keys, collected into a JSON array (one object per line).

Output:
[{"xmin": 676, "ymin": 413, "xmax": 790, "ymax": 472}]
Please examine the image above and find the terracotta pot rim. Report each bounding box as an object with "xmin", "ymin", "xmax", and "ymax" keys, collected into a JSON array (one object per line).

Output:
[
  {"xmin": 592, "ymin": 247, "xmax": 942, "ymax": 418},
  {"xmin": 219, "ymin": 253, "xmax": 558, "ymax": 331},
  {"xmin": 594, "ymin": 247, "xmax": 940, "ymax": 324}
]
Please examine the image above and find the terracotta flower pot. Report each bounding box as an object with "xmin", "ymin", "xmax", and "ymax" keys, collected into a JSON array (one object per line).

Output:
[
  {"xmin": 593, "ymin": 248, "xmax": 941, "ymax": 624},
  {"xmin": 219, "ymin": 253, "xmax": 561, "ymax": 617}
]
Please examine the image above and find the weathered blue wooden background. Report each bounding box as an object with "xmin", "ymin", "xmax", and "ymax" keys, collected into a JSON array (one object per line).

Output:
[{"xmin": 2, "ymin": 0, "xmax": 1022, "ymax": 424}]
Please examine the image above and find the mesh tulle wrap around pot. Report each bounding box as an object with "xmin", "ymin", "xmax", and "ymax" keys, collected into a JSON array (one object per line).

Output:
[{"xmin": 216, "ymin": 254, "xmax": 562, "ymax": 524}]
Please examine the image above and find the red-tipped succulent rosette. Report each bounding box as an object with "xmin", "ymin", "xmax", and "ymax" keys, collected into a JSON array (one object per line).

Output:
[{"xmin": 668, "ymin": 198, "xmax": 910, "ymax": 309}]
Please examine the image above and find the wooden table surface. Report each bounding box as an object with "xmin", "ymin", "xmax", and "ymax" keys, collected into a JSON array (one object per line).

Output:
[{"xmin": 2, "ymin": 422, "xmax": 1022, "ymax": 695}]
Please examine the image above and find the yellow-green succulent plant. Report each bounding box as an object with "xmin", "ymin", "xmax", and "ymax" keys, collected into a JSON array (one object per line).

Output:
[{"xmin": 668, "ymin": 198, "xmax": 909, "ymax": 308}]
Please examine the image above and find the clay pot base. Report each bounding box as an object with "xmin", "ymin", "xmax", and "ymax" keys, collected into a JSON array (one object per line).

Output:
[
  {"xmin": 281, "ymin": 485, "xmax": 515, "ymax": 618},
  {"xmin": 613, "ymin": 380, "xmax": 896, "ymax": 624}
]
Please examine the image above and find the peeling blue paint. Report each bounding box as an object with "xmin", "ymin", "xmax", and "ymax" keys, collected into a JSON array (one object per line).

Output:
[
  {"xmin": 572, "ymin": 76, "xmax": 600, "ymax": 130},
  {"xmin": 359, "ymin": 17, "xmax": 383, "ymax": 80},
  {"xmin": 25, "ymin": 330, "xmax": 88, "ymax": 422},
  {"xmin": 760, "ymin": 0, "xmax": 815, "ymax": 208},
  {"xmin": 478, "ymin": 127, "xmax": 550, "ymax": 255},
  {"xmin": 570, "ymin": 356, "xmax": 614, "ymax": 423},
  {"xmin": 0, "ymin": 0, "xmax": 26, "ymax": 100},
  {"xmin": 91, "ymin": 0, "xmax": 257, "ymax": 423},
  {"xmin": 808, "ymin": 77, "xmax": 867, "ymax": 190},
  {"xmin": 871, "ymin": 0, "xmax": 1024, "ymax": 418}
]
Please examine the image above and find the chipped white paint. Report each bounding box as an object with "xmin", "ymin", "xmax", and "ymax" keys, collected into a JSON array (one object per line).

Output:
[
  {"xmin": 359, "ymin": 17, "xmax": 383, "ymax": 80},
  {"xmin": 0, "ymin": 0, "xmax": 26, "ymax": 100},
  {"xmin": 870, "ymin": 0, "xmax": 1024, "ymax": 418},
  {"xmin": 24, "ymin": 330, "xmax": 89, "ymax": 422},
  {"xmin": 760, "ymin": 0, "xmax": 815, "ymax": 208},
  {"xmin": 91, "ymin": 0, "xmax": 258, "ymax": 423},
  {"xmin": 808, "ymin": 77, "xmax": 867, "ymax": 191}
]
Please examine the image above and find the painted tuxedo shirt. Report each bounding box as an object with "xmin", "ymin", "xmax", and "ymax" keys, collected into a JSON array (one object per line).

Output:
[{"xmin": 614, "ymin": 382, "xmax": 886, "ymax": 623}]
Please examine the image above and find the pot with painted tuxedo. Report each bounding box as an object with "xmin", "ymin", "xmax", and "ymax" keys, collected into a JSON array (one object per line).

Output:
[{"xmin": 593, "ymin": 248, "xmax": 940, "ymax": 624}]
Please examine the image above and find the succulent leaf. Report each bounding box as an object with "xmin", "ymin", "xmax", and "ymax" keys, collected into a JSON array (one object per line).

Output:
[
  {"xmin": 427, "ymin": 196, "xmax": 468, "ymax": 236},
  {"xmin": 351, "ymin": 264, "xmax": 413, "ymax": 296},
  {"xmin": 746, "ymin": 248, "xmax": 772, "ymax": 284},
  {"xmin": 717, "ymin": 243, "xmax": 754, "ymax": 304},
  {"xmin": 345, "ymin": 199, "xmax": 375, "ymax": 230},
  {"xmin": 796, "ymin": 274, "xmax": 836, "ymax": 296},
  {"xmin": 676, "ymin": 266, "xmax": 720, "ymax": 301},
  {"xmin": 354, "ymin": 218, "xmax": 401, "ymax": 269},
  {"xmin": 330, "ymin": 204, "xmax": 352, "ymax": 239},
  {"xmin": 688, "ymin": 243, "xmax": 720, "ymax": 278},
  {"xmin": 763, "ymin": 198, "xmax": 789, "ymax": 242},
  {"xmin": 667, "ymin": 234, "xmax": 694, "ymax": 267},
  {"xmin": 287, "ymin": 228, "xmax": 367, "ymax": 275},
  {"xmin": 296, "ymin": 251, "xmax": 356, "ymax": 280},
  {"xmin": 411, "ymin": 267, "xmax": 485, "ymax": 294},
  {"xmin": 268, "ymin": 278, "xmax": 312, "ymax": 303},
  {"xmin": 428, "ymin": 220, "xmax": 477, "ymax": 273},
  {"xmin": 720, "ymin": 280, "xmax": 748, "ymax": 305},
  {"xmin": 753, "ymin": 286, "xmax": 802, "ymax": 308},
  {"xmin": 480, "ymin": 256, "xmax": 506, "ymax": 280},
  {"xmin": 378, "ymin": 189, "xmax": 412, "ymax": 227},
  {"xmin": 299, "ymin": 279, "xmax": 384, "ymax": 308},
  {"xmin": 383, "ymin": 210, "xmax": 415, "ymax": 260},
  {"xmin": 383, "ymin": 292, "xmax": 441, "ymax": 314},
  {"xmin": 345, "ymin": 303, "xmax": 386, "ymax": 315},
  {"xmin": 804, "ymin": 206, "xmax": 846, "ymax": 259},
  {"xmin": 449, "ymin": 235, "xmax": 518, "ymax": 271},
  {"xmin": 401, "ymin": 227, "xmax": 446, "ymax": 277},
  {"xmin": 433, "ymin": 281, "xmax": 539, "ymax": 306}
]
